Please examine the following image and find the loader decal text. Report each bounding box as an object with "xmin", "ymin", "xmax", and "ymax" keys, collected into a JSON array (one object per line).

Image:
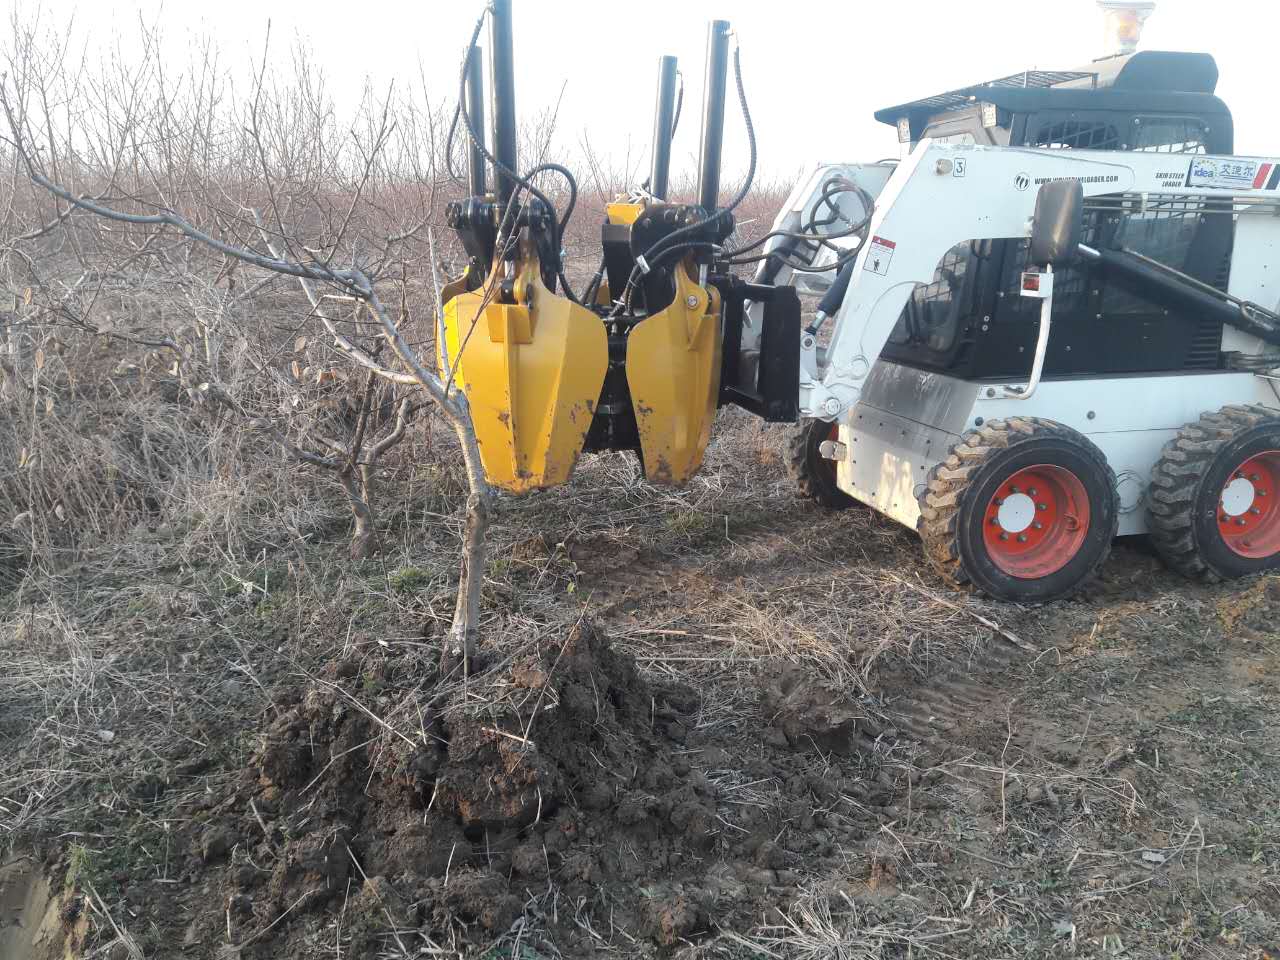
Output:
[{"xmin": 1033, "ymin": 175, "xmax": 1121, "ymax": 187}]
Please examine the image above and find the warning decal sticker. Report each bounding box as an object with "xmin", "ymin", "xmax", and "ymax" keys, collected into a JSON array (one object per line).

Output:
[{"xmin": 865, "ymin": 236, "xmax": 896, "ymax": 276}]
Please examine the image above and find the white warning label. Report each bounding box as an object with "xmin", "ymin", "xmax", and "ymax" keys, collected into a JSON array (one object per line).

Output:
[{"xmin": 865, "ymin": 236, "xmax": 896, "ymax": 276}]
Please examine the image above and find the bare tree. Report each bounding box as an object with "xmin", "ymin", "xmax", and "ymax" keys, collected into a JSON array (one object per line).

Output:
[{"xmin": 0, "ymin": 16, "xmax": 492, "ymax": 667}]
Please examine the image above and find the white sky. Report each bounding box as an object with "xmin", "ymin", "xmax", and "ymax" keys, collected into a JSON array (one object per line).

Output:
[{"xmin": 16, "ymin": 0, "xmax": 1279, "ymax": 184}]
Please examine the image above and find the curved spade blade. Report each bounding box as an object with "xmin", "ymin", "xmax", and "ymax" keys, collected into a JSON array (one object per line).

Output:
[
  {"xmin": 441, "ymin": 276, "xmax": 607, "ymax": 492},
  {"xmin": 625, "ymin": 268, "xmax": 722, "ymax": 485}
]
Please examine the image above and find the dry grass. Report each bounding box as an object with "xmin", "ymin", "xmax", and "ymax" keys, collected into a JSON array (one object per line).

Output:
[
  {"xmin": 1, "ymin": 10, "xmax": 1278, "ymax": 960},
  {"xmin": 4, "ymin": 386, "xmax": 1280, "ymax": 958}
]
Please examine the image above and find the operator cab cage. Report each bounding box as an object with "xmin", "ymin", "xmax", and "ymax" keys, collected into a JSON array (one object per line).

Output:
[
  {"xmin": 876, "ymin": 51, "xmax": 1231, "ymax": 152},
  {"xmin": 868, "ymin": 51, "xmax": 1241, "ymax": 383}
]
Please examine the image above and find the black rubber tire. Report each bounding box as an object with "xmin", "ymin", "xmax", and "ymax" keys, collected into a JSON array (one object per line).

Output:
[
  {"xmin": 918, "ymin": 417, "xmax": 1119, "ymax": 603},
  {"xmin": 1148, "ymin": 403, "xmax": 1280, "ymax": 581},
  {"xmin": 788, "ymin": 418, "xmax": 858, "ymax": 510}
]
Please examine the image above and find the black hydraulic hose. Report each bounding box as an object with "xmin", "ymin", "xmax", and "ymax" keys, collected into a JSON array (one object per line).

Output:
[
  {"xmin": 445, "ymin": 103, "xmax": 465, "ymax": 187},
  {"xmin": 583, "ymin": 255, "xmax": 607, "ymax": 305},
  {"xmin": 522, "ymin": 162, "xmax": 583, "ymax": 303},
  {"xmin": 725, "ymin": 181, "xmax": 874, "ymax": 261},
  {"xmin": 523, "ymin": 162, "xmax": 578, "ymax": 236},
  {"xmin": 726, "ymin": 245, "xmax": 861, "ymax": 271},
  {"xmin": 803, "ymin": 179, "xmax": 855, "ymax": 230},
  {"xmin": 618, "ymin": 242, "xmax": 722, "ymax": 315}
]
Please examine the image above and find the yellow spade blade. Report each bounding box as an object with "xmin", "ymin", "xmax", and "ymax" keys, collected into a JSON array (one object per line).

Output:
[
  {"xmin": 440, "ymin": 277, "xmax": 607, "ymax": 493},
  {"xmin": 625, "ymin": 268, "xmax": 722, "ymax": 485}
]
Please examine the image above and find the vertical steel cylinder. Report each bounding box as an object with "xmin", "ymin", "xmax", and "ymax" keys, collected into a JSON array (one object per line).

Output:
[
  {"xmin": 696, "ymin": 20, "xmax": 731, "ymax": 212},
  {"xmin": 649, "ymin": 55, "xmax": 679, "ymax": 201},
  {"xmin": 466, "ymin": 45, "xmax": 487, "ymax": 197},
  {"xmin": 488, "ymin": 0, "xmax": 519, "ymax": 209}
]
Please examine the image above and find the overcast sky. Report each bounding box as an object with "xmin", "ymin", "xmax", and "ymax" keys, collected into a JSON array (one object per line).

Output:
[{"xmin": 15, "ymin": 0, "xmax": 1278, "ymax": 184}]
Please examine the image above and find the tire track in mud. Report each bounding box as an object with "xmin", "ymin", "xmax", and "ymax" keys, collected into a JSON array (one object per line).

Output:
[
  {"xmin": 575, "ymin": 513, "xmax": 1042, "ymax": 775},
  {"xmin": 867, "ymin": 633, "xmax": 1041, "ymax": 781},
  {"xmin": 568, "ymin": 509, "xmax": 1074, "ymax": 810}
]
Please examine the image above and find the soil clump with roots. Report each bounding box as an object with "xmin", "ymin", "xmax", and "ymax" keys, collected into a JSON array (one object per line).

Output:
[{"xmin": 171, "ymin": 620, "xmax": 879, "ymax": 956}]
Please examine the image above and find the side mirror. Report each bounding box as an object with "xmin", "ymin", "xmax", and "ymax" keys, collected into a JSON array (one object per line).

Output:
[{"xmin": 1030, "ymin": 180, "xmax": 1084, "ymax": 267}]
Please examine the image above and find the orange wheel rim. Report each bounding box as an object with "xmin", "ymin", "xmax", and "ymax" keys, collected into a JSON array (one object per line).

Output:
[
  {"xmin": 982, "ymin": 464, "xmax": 1090, "ymax": 579},
  {"xmin": 1217, "ymin": 450, "xmax": 1280, "ymax": 559}
]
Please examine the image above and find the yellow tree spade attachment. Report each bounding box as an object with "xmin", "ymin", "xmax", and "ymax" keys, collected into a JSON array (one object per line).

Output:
[
  {"xmin": 625, "ymin": 261, "xmax": 722, "ymax": 484},
  {"xmin": 439, "ymin": 6, "xmax": 792, "ymax": 496},
  {"xmin": 439, "ymin": 248, "xmax": 608, "ymax": 493}
]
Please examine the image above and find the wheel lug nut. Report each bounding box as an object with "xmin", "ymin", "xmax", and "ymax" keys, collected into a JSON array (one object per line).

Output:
[
  {"xmin": 1221, "ymin": 515, "xmax": 1230, "ymax": 524},
  {"xmin": 1028, "ymin": 487, "xmax": 1038, "ymax": 497},
  {"xmin": 1250, "ymin": 474, "xmax": 1261, "ymax": 483},
  {"xmin": 1250, "ymin": 507, "xmax": 1261, "ymax": 515},
  {"xmin": 1017, "ymin": 534, "xmax": 1028, "ymax": 543},
  {"xmin": 1237, "ymin": 518, "xmax": 1248, "ymax": 526},
  {"xmin": 995, "ymin": 497, "xmax": 1005, "ymax": 506},
  {"xmin": 1037, "ymin": 503, "xmax": 1048, "ymax": 511},
  {"xmin": 999, "ymin": 533, "xmax": 1009, "ymax": 541},
  {"xmin": 990, "ymin": 517, "xmax": 1000, "ymax": 526},
  {"xmin": 1032, "ymin": 521, "xmax": 1043, "ymax": 530},
  {"xmin": 1010, "ymin": 485, "xmax": 1020, "ymax": 494}
]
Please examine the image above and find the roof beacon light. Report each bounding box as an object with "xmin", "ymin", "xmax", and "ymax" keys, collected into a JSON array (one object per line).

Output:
[{"xmin": 1098, "ymin": 1, "xmax": 1155, "ymax": 58}]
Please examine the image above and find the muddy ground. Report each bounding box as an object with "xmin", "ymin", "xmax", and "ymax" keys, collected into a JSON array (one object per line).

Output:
[{"xmin": 2, "ymin": 412, "xmax": 1279, "ymax": 959}]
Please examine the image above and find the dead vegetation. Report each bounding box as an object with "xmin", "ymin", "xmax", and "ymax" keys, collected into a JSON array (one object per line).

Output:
[{"xmin": 2, "ymin": 9, "xmax": 1280, "ymax": 960}]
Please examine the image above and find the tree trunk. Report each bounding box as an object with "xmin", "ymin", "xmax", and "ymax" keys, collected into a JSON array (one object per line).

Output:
[
  {"xmin": 339, "ymin": 466, "xmax": 380, "ymax": 560},
  {"xmin": 442, "ymin": 487, "xmax": 490, "ymax": 676}
]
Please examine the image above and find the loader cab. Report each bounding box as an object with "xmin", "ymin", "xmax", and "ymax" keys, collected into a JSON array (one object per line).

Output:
[{"xmin": 872, "ymin": 51, "xmax": 1237, "ymax": 382}]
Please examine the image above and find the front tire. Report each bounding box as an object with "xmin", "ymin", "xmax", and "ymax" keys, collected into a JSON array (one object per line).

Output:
[
  {"xmin": 919, "ymin": 417, "xmax": 1118, "ymax": 602},
  {"xmin": 1148, "ymin": 404, "xmax": 1280, "ymax": 581},
  {"xmin": 788, "ymin": 418, "xmax": 858, "ymax": 510}
]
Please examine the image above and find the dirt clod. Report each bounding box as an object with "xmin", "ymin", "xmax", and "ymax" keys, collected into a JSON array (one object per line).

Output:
[
  {"xmin": 760, "ymin": 666, "xmax": 866, "ymax": 755},
  {"xmin": 643, "ymin": 892, "xmax": 703, "ymax": 946},
  {"xmin": 200, "ymin": 827, "xmax": 234, "ymax": 864}
]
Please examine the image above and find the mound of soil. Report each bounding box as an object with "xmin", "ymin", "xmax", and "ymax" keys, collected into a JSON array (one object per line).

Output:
[{"xmin": 171, "ymin": 621, "xmax": 888, "ymax": 956}]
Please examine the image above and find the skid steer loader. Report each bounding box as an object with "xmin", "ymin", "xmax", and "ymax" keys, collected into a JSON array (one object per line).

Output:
[{"xmin": 440, "ymin": 0, "xmax": 1280, "ymax": 602}]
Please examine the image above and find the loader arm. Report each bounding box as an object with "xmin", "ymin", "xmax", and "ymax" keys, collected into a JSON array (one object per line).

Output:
[
  {"xmin": 804, "ymin": 141, "xmax": 1280, "ymax": 420},
  {"xmin": 734, "ymin": 164, "xmax": 892, "ymax": 398}
]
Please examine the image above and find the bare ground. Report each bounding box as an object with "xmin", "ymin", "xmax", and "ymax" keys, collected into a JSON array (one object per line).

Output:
[{"xmin": 2, "ymin": 410, "xmax": 1279, "ymax": 959}]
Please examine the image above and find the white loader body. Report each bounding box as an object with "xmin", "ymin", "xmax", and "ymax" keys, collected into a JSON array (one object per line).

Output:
[{"xmin": 768, "ymin": 142, "xmax": 1280, "ymax": 536}]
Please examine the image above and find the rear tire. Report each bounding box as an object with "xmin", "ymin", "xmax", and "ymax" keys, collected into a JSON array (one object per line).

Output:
[
  {"xmin": 919, "ymin": 417, "xmax": 1118, "ymax": 603},
  {"xmin": 1148, "ymin": 404, "xmax": 1280, "ymax": 581},
  {"xmin": 788, "ymin": 418, "xmax": 858, "ymax": 510}
]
